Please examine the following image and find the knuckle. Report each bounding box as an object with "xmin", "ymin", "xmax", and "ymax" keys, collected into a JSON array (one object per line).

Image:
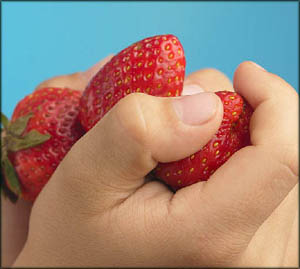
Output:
[
  {"xmin": 35, "ymin": 72, "xmax": 85, "ymax": 92},
  {"xmin": 271, "ymin": 143, "xmax": 298, "ymax": 181},
  {"xmin": 200, "ymin": 67, "xmax": 227, "ymax": 77},
  {"xmin": 186, "ymin": 68, "xmax": 233, "ymax": 91},
  {"xmin": 113, "ymin": 93, "xmax": 149, "ymax": 147},
  {"xmin": 257, "ymin": 145, "xmax": 298, "ymax": 194},
  {"xmin": 269, "ymin": 159, "xmax": 298, "ymax": 200},
  {"xmin": 281, "ymin": 145, "xmax": 299, "ymax": 180},
  {"xmin": 69, "ymin": 72, "xmax": 82, "ymax": 81},
  {"xmin": 188, "ymin": 68, "xmax": 228, "ymax": 81},
  {"xmin": 260, "ymin": 146, "xmax": 298, "ymax": 199},
  {"xmin": 34, "ymin": 76, "xmax": 63, "ymax": 91},
  {"xmin": 34, "ymin": 80, "xmax": 51, "ymax": 90}
]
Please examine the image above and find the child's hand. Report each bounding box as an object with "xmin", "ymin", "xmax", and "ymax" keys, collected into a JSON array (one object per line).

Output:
[{"xmin": 12, "ymin": 61, "xmax": 298, "ymax": 267}]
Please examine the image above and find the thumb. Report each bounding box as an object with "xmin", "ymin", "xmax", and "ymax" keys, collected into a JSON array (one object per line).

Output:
[{"xmin": 51, "ymin": 91, "xmax": 223, "ymax": 211}]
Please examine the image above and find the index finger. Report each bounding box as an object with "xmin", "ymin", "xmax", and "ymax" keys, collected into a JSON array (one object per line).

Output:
[
  {"xmin": 184, "ymin": 68, "xmax": 234, "ymax": 94},
  {"xmin": 170, "ymin": 62, "xmax": 298, "ymax": 253},
  {"xmin": 234, "ymin": 61, "xmax": 298, "ymax": 150}
]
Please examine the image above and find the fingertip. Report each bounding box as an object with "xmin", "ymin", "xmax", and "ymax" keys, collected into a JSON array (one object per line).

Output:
[
  {"xmin": 82, "ymin": 54, "xmax": 114, "ymax": 81},
  {"xmin": 233, "ymin": 61, "xmax": 297, "ymax": 109},
  {"xmin": 185, "ymin": 68, "xmax": 234, "ymax": 93},
  {"xmin": 234, "ymin": 60, "xmax": 265, "ymax": 81}
]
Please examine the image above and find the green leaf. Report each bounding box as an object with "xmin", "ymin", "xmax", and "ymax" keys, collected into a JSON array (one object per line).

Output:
[
  {"xmin": 1, "ymin": 156, "xmax": 21, "ymax": 196},
  {"xmin": 6, "ymin": 130, "xmax": 51, "ymax": 152},
  {"xmin": 1, "ymin": 112, "xmax": 9, "ymax": 129},
  {"xmin": 1, "ymin": 176, "xmax": 18, "ymax": 203},
  {"xmin": 8, "ymin": 113, "xmax": 33, "ymax": 136}
]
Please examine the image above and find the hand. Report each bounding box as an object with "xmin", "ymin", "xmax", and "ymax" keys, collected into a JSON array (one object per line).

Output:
[
  {"xmin": 9, "ymin": 61, "xmax": 299, "ymax": 267},
  {"xmin": 1, "ymin": 55, "xmax": 113, "ymax": 267}
]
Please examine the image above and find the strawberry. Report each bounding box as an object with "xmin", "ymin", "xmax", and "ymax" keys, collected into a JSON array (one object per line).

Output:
[
  {"xmin": 79, "ymin": 34, "xmax": 186, "ymax": 131},
  {"xmin": 1, "ymin": 87, "xmax": 84, "ymax": 202},
  {"xmin": 78, "ymin": 34, "xmax": 252, "ymax": 191},
  {"xmin": 154, "ymin": 91, "xmax": 253, "ymax": 190}
]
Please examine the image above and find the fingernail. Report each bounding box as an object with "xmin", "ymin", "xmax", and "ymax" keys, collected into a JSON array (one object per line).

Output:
[
  {"xmin": 251, "ymin": 61, "xmax": 266, "ymax": 71},
  {"xmin": 182, "ymin": 84, "xmax": 204, "ymax": 95},
  {"xmin": 172, "ymin": 92, "xmax": 218, "ymax": 125}
]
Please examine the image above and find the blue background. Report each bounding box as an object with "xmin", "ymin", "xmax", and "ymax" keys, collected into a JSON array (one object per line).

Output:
[{"xmin": 2, "ymin": 1, "xmax": 298, "ymax": 117}]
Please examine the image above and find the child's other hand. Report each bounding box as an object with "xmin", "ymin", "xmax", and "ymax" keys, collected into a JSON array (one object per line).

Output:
[{"xmin": 11, "ymin": 61, "xmax": 298, "ymax": 267}]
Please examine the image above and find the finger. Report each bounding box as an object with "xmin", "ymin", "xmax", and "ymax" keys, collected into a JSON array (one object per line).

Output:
[
  {"xmin": 35, "ymin": 55, "xmax": 113, "ymax": 91},
  {"xmin": 175, "ymin": 62, "xmax": 298, "ymax": 248},
  {"xmin": 183, "ymin": 68, "xmax": 234, "ymax": 95},
  {"xmin": 51, "ymin": 92, "xmax": 223, "ymax": 211},
  {"xmin": 234, "ymin": 61, "xmax": 298, "ymax": 150}
]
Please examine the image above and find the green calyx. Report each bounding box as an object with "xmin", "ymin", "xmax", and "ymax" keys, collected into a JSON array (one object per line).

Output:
[
  {"xmin": 1, "ymin": 151, "xmax": 21, "ymax": 202},
  {"xmin": 1, "ymin": 112, "xmax": 51, "ymax": 202}
]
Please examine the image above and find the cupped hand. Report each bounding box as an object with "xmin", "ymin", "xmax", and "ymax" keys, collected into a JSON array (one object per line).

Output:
[{"xmin": 8, "ymin": 60, "xmax": 299, "ymax": 267}]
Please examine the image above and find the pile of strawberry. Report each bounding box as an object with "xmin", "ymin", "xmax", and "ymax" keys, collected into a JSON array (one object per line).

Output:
[{"xmin": 1, "ymin": 34, "xmax": 253, "ymax": 202}]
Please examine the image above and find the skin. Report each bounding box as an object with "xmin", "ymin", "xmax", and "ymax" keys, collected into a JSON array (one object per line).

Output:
[{"xmin": 1, "ymin": 57, "xmax": 298, "ymax": 267}]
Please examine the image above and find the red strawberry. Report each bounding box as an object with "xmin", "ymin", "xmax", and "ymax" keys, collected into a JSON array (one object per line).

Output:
[
  {"xmin": 155, "ymin": 91, "xmax": 253, "ymax": 190},
  {"xmin": 1, "ymin": 87, "xmax": 84, "ymax": 202},
  {"xmin": 79, "ymin": 34, "xmax": 186, "ymax": 131},
  {"xmin": 78, "ymin": 34, "xmax": 252, "ymax": 191}
]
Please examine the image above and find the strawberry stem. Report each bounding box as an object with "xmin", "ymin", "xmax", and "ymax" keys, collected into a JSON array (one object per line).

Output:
[
  {"xmin": 1, "ymin": 112, "xmax": 9, "ymax": 129},
  {"xmin": 1, "ymin": 112, "xmax": 51, "ymax": 152},
  {"xmin": 0, "ymin": 112, "xmax": 51, "ymax": 201},
  {"xmin": 1, "ymin": 151, "xmax": 21, "ymax": 197},
  {"xmin": 7, "ymin": 113, "xmax": 33, "ymax": 137},
  {"xmin": 1, "ymin": 176, "xmax": 18, "ymax": 203}
]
